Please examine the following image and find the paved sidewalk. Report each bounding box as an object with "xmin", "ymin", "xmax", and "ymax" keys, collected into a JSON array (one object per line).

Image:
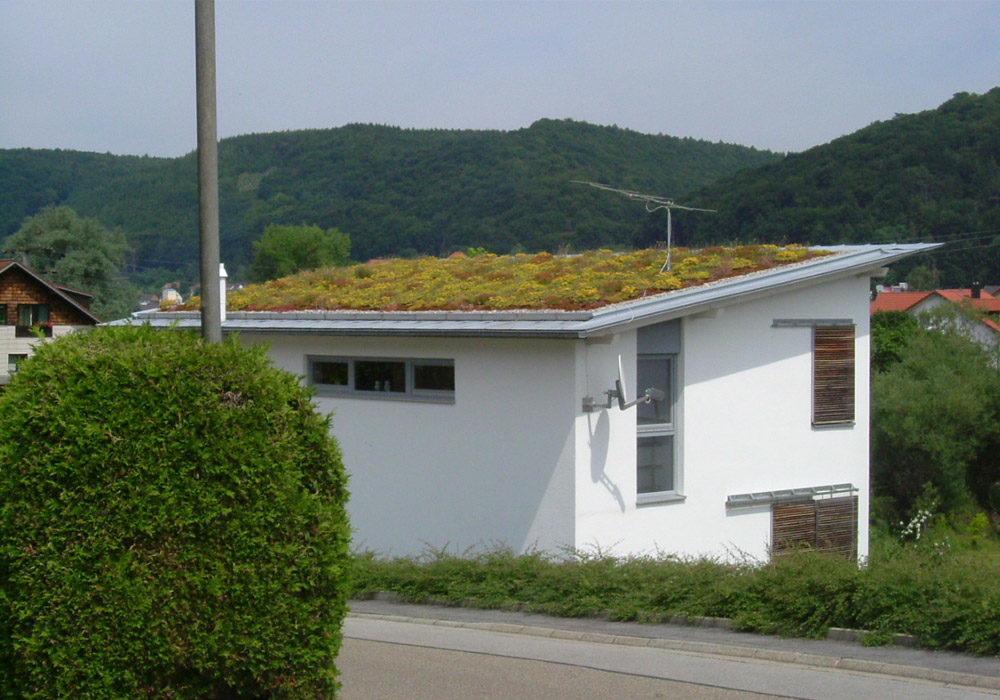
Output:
[{"xmin": 349, "ymin": 597, "xmax": 1000, "ymax": 692}]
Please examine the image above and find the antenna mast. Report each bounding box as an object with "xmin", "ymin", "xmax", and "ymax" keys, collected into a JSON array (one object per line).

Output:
[{"xmin": 573, "ymin": 181, "xmax": 716, "ymax": 272}]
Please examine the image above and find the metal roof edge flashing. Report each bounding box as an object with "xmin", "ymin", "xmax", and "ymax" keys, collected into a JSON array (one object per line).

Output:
[
  {"xmin": 224, "ymin": 309, "xmax": 595, "ymax": 322},
  {"xmin": 579, "ymin": 244, "xmax": 939, "ymax": 336}
]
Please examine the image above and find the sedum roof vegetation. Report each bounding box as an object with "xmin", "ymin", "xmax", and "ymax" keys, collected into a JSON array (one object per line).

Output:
[{"xmin": 214, "ymin": 245, "xmax": 830, "ymax": 313}]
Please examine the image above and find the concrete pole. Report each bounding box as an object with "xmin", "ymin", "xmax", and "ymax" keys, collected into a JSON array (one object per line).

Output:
[{"xmin": 195, "ymin": 0, "xmax": 222, "ymax": 343}]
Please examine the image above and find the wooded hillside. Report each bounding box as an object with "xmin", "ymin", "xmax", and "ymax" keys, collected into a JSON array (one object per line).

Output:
[
  {"xmin": 0, "ymin": 120, "xmax": 776, "ymax": 281},
  {"xmin": 5, "ymin": 89, "xmax": 998, "ymax": 288},
  {"xmin": 673, "ymin": 89, "xmax": 1000, "ymax": 287}
]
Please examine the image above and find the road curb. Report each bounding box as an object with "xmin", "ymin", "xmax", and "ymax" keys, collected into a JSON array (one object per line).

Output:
[{"xmin": 348, "ymin": 611, "xmax": 1000, "ymax": 692}]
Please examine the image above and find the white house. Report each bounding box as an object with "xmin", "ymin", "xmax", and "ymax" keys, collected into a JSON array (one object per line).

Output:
[{"xmin": 124, "ymin": 244, "xmax": 934, "ymax": 562}]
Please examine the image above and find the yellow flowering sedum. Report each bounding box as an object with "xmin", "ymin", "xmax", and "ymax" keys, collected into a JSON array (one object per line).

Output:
[{"xmin": 215, "ymin": 245, "xmax": 826, "ymax": 313}]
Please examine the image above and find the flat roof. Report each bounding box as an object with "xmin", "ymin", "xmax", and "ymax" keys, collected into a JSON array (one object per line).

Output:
[{"xmin": 114, "ymin": 244, "xmax": 939, "ymax": 339}]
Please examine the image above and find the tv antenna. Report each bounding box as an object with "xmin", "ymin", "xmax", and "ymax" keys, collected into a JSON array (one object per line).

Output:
[{"xmin": 573, "ymin": 180, "xmax": 716, "ymax": 272}]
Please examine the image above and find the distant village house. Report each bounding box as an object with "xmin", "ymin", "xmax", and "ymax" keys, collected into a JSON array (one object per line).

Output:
[
  {"xmin": 872, "ymin": 284, "xmax": 1000, "ymax": 353},
  {"xmin": 0, "ymin": 259, "xmax": 100, "ymax": 389}
]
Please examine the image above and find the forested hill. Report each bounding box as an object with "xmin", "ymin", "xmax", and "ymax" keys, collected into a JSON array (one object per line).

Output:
[
  {"xmin": 0, "ymin": 120, "xmax": 778, "ymax": 279},
  {"xmin": 671, "ymin": 89, "xmax": 1000, "ymax": 287}
]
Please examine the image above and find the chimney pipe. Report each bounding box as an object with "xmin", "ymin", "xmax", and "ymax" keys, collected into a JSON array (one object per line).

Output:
[
  {"xmin": 219, "ymin": 263, "xmax": 227, "ymax": 323},
  {"xmin": 972, "ymin": 282, "xmax": 982, "ymax": 299}
]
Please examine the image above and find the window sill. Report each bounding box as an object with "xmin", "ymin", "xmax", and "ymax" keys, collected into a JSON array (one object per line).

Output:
[
  {"xmin": 811, "ymin": 420, "xmax": 855, "ymax": 430},
  {"xmin": 312, "ymin": 387, "xmax": 454, "ymax": 405},
  {"xmin": 636, "ymin": 491, "xmax": 686, "ymax": 507},
  {"xmin": 15, "ymin": 326, "xmax": 52, "ymax": 338}
]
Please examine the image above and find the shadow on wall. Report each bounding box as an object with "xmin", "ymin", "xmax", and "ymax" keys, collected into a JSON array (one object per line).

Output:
[{"xmin": 589, "ymin": 411, "xmax": 625, "ymax": 512}]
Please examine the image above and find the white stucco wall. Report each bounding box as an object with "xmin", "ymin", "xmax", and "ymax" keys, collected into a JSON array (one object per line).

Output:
[
  {"xmin": 255, "ymin": 333, "xmax": 577, "ymax": 556},
  {"xmin": 245, "ymin": 272, "xmax": 873, "ymax": 561},
  {"xmin": 573, "ymin": 273, "xmax": 872, "ymax": 561}
]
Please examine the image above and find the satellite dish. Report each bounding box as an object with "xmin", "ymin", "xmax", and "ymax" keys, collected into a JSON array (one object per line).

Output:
[
  {"xmin": 615, "ymin": 354, "xmax": 629, "ymax": 410},
  {"xmin": 609, "ymin": 353, "xmax": 666, "ymax": 410}
]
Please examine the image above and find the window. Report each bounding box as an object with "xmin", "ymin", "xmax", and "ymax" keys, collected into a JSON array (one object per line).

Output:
[
  {"xmin": 312, "ymin": 359, "xmax": 348, "ymax": 387},
  {"xmin": 414, "ymin": 362, "xmax": 455, "ymax": 392},
  {"xmin": 355, "ymin": 360, "xmax": 406, "ymax": 393},
  {"xmin": 637, "ymin": 434, "xmax": 674, "ymax": 493},
  {"xmin": 636, "ymin": 354, "xmax": 676, "ymax": 496},
  {"xmin": 813, "ymin": 326, "xmax": 855, "ymax": 425},
  {"xmin": 309, "ymin": 356, "xmax": 454, "ymax": 403},
  {"xmin": 7, "ymin": 354, "xmax": 27, "ymax": 375},
  {"xmin": 16, "ymin": 304, "xmax": 50, "ymax": 337},
  {"xmin": 635, "ymin": 321, "xmax": 681, "ymax": 503},
  {"xmin": 0, "ymin": 304, "xmax": 6, "ymax": 324}
]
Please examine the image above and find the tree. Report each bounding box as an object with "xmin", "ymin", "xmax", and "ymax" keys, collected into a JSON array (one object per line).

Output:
[
  {"xmin": 871, "ymin": 317, "xmax": 1000, "ymax": 524},
  {"xmin": 249, "ymin": 223, "xmax": 351, "ymax": 283},
  {"xmin": 2, "ymin": 206, "xmax": 137, "ymax": 319},
  {"xmin": 870, "ymin": 310, "xmax": 921, "ymax": 373},
  {"xmin": 906, "ymin": 263, "xmax": 942, "ymax": 291},
  {"xmin": 0, "ymin": 325, "xmax": 351, "ymax": 697}
]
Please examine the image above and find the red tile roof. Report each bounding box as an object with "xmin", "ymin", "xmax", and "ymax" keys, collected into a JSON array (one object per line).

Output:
[
  {"xmin": 871, "ymin": 288, "xmax": 1000, "ymax": 333},
  {"xmin": 935, "ymin": 289, "xmax": 1000, "ymax": 313},
  {"xmin": 871, "ymin": 291, "xmax": 930, "ymax": 313}
]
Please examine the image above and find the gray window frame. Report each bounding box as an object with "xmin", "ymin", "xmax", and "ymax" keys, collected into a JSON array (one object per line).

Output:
[
  {"xmin": 308, "ymin": 355, "xmax": 455, "ymax": 404},
  {"xmin": 636, "ymin": 352, "xmax": 681, "ymax": 504}
]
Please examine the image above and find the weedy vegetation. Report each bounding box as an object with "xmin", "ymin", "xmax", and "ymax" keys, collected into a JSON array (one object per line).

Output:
[{"xmin": 352, "ymin": 525, "xmax": 1000, "ymax": 657}]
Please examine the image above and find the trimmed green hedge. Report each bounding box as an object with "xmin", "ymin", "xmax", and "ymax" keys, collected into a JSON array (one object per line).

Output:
[{"xmin": 1, "ymin": 325, "xmax": 350, "ymax": 697}]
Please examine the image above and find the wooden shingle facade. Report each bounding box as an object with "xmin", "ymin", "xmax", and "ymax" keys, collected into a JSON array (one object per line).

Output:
[{"xmin": 0, "ymin": 260, "xmax": 100, "ymax": 387}]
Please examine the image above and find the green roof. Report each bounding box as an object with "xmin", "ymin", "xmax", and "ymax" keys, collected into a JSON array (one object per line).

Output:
[{"xmin": 196, "ymin": 245, "xmax": 830, "ymax": 313}]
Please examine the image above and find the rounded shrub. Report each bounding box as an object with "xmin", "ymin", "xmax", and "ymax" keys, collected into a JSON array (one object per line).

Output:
[{"xmin": 0, "ymin": 325, "xmax": 350, "ymax": 697}]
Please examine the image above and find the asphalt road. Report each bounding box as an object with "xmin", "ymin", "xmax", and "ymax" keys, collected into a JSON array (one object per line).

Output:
[
  {"xmin": 339, "ymin": 636, "xmax": 775, "ymax": 699},
  {"xmin": 338, "ymin": 602, "xmax": 1000, "ymax": 699}
]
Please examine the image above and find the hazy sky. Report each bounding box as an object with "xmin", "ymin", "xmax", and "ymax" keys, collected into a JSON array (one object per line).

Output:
[{"xmin": 2, "ymin": 1, "xmax": 997, "ymax": 158}]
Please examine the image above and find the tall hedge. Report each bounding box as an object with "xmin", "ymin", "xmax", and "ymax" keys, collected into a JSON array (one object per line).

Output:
[{"xmin": 0, "ymin": 325, "xmax": 350, "ymax": 698}]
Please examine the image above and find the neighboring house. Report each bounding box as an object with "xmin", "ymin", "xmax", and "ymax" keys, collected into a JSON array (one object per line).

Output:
[
  {"xmin": 872, "ymin": 285, "xmax": 1000, "ymax": 353},
  {"xmin": 123, "ymin": 244, "xmax": 933, "ymax": 562},
  {"xmin": 0, "ymin": 259, "xmax": 101, "ymax": 388}
]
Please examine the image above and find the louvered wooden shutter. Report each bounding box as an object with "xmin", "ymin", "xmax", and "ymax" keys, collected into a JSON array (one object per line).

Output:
[
  {"xmin": 816, "ymin": 497, "xmax": 858, "ymax": 560},
  {"xmin": 772, "ymin": 496, "xmax": 858, "ymax": 560},
  {"xmin": 813, "ymin": 326, "xmax": 855, "ymax": 425},
  {"xmin": 771, "ymin": 502, "xmax": 816, "ymax": 553}
]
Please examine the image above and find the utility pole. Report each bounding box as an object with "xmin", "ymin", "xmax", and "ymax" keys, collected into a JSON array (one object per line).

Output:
[{"xmin": 195, "ymin": 0, "xmax": 222, "ymax": 343}]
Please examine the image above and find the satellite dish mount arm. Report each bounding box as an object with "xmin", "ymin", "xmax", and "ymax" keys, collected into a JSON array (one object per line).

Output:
[{"xmin": 607, "ymin": 382, "xmax": 666, "ymax": 410}]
